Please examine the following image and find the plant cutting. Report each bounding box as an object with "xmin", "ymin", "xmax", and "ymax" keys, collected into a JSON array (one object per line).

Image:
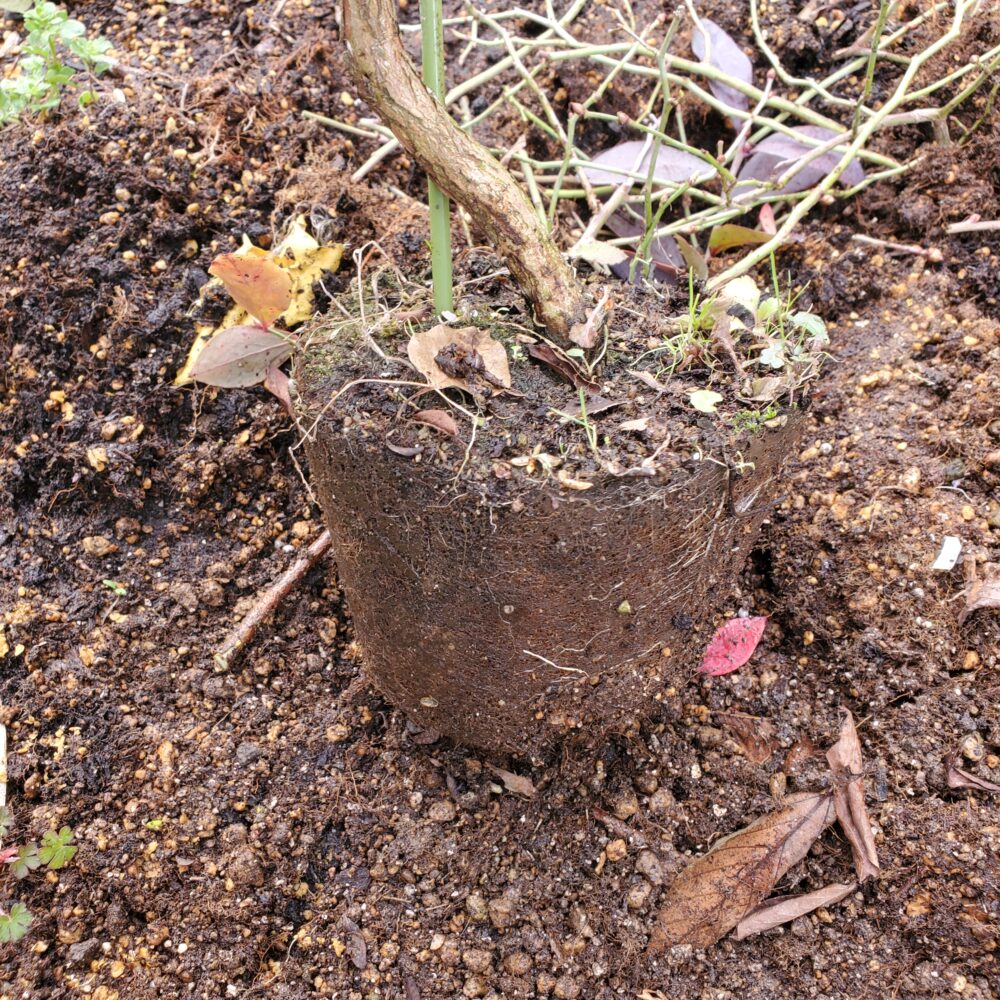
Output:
[
  {"xmin": 285, "ymin": 0, "xmax": 817, "ymax": 761},
  {"xmin": 184, "ymin": 0, "xmax": 992, "ymax": 759}
]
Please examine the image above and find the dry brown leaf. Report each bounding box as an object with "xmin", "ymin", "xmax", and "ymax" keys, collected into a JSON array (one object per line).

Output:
[
  {"xmin": 717, "ymin": 712, "xmax": 778, "ymax": 765},
  {"xmin": 628, "ymin": 369, "xmax": 671, "ymax": 393},
  {"xmin": 959, "ymin": 559, "xmax": 1000, "ymax": 624},
  {"xmin": 527, "ymin": 342, "xmax": 599, "ymax": 391},
  {"xmin": 619, "ymin": 417, "xmax": 650, "ymax": 432},
  {"xmin": 735, "ymin": 882, "xmax": 856, "ymax": 940},
  {"xmin": 487, "ymin": 764, "xmax": 536, "ymax": 798},
  {"xmin": 647, "ymin": 791, "xmax": 835, "ymax": 952},
  {"xmin": 407, "ymin": 325, "xmax": 511, "ymax": 393},
  {"xmin": 947, "ymin": 761, "xmax": 1000, "ymax": 794},
  {"xmin": 826, "ymin": 711, "xmax": 880, "ymax": 882},
  {"xmin": 411, "ymin": 409, "xmax": 459, "ymax": 436},
  {"xmin": 562, "ymin": 394, "xmax": 623, "ymax": 419}
]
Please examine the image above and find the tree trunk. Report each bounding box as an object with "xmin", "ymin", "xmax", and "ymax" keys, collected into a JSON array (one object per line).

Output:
[{"xmin": 342, "ymin": 0, "xmax": 589, "ymax": 343}]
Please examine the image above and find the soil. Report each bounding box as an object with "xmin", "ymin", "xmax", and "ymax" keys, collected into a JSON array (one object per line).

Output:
[{"xmin": 1, "ymin": 2, "xmax": 999, "ymax": 999}]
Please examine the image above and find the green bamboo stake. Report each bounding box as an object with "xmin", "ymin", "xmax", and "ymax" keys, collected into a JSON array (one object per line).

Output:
[{"xmin": 420, "ymin": 0, "xmax": 454, "ymax": 314}]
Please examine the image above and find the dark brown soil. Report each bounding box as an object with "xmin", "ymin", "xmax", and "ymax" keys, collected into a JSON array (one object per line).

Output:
[{"xmin": 1, "ymin": 2, "xmax": 998, "ymax": 999}]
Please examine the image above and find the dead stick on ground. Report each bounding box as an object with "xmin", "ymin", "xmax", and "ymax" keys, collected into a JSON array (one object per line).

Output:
[{"xmin": 214, "ymin": 529, "xmax": 333, "ymax": 670}]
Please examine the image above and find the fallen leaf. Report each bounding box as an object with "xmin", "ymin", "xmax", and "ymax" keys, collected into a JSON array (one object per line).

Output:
[
  {"xmin": 826, "ymin": 711, "xmax": 880, "ymax": 882},
  {"xmin": 527, "ymin": 343, "xmax": 600, "ymax": 391},
  {"xmin": 647, "ymin": 791, "xmax": 835, "ymax": 952},
  {"xmin": 557, "ymin": 469, "xmax": 595, "ymax": 491},
  {"xmin": 717, "ymin": 711, "xmax": 778, "ymax": 765},
  {"xmin": 691, "ymin": 18, "xmax": 753, "ymax": 117},
  {"xmin": 606, "ymin": 213, "xmax": 682, "ymax": 282},
  {"xmin": 569, "ymin": 240, "xmax": 629, "ymax": 270},
  {"xmin": 689, "ymin": 388, "xmax": 724, "ymax": 414},
  {"xmin": 487, "ymin": 765, "xmax": 536, "ymax": 798},
  {"xmin": 411, "ymin": 409, "xmax": 459, "ymax": 436},
  {"xmin": 620, "ymin": 417, "xmax": 650, "ymax": 432},
  {"xmin": 745, "ymin": 375, "xmax": 787, "ymax": 403},
  {"xmin": 177, "ymin": 217, "xmax": 342, "ymax": 385},
  {"xmin": 407, "ymin": 325, "xmax": 511, "ymax": 393},
  {"xmin": 700, "ymin": 616, "xmax": 767, "ymax": 676},
  {"xmin": 737, "ymin": 126, "xmax": 865, "ymax": 195},
  {"xmin": 758, "ymin": 203, "xmax": 777, "ymax": 234},
  {"xmin": 947, "ymin": 762, "xmax": 1000, "ymax": 794},
  {"xmin": 714, "ymin": 275, "xmax": 762, "ymax": 332},
  {"xmin": 563, "ymin": 395, "xmax": 623, "ymax": 418},
  {"xmin": 628, "ymin": 369, "xmax": 671, "ymax": 393},
  {"xmin": 580, "ymin": 140, "xmax": 715, "ymax": 188},
  {"xmin": 959, "ymin": 560, "xmax": 1000, "ymax": 624},
  {"xmin": 188, "ymin": 326, "xmax": 294, "ymax": 388},
  {"xmin": 675, "ymin": 235, "xmax": 708, "ymax": 281},
  {"xmin": 263, "ymin": 365, "xmax": 293, "ymax": 415},
  {"xmin": 735, "ymin": 882, "xmax": 856, "ymax": 940},
  {"xmin": 708, "ymin": 224, "xmax": 773, "ymax": 253},
  {"xmin": 347, "ymin": 931, "xmax": 367, "ymax": 970},
  {"xmin": 208, "ymin": 252, "xmax": 292, "ymax": 328},
  {"xmin": 385, "ymin": 441, "xmax": 423, "ymax": 458}
]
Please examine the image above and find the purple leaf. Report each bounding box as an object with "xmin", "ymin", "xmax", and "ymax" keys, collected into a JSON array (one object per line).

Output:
[
  {"xmin": 580, "ymin": 140, "xmax": 714, "ymax": 188},
  {"xmin": 691, "ymin": 18, "xmax": 753, "ymax": 117},
  {"xmin": 737, "ymin": 125, "xmax": 865, "ymax": 195},
  {"xmin": 189, "ymin": 325, "xmax": 294, "ymax": 388},
  {"xmin": 605, "ymin": 213, "xmax": 683, "ymax": 283}
]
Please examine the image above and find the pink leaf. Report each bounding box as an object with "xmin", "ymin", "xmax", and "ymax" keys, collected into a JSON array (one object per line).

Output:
[
  {"xmin": 189, "ymin": 325, "xmax": 294, "ymax": 388},
  {"xmin": 699, "ymin": 616, "xmax": 767, "ymax": 676},
  {"xmin": 0, "ymin": 845, "xmax": 18, "ymax": 864}
]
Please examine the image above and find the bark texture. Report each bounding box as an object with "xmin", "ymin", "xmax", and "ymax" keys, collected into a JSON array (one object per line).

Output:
[{"xmin": 343, "ymin": 0, "xmax": 589, "ymax": 341}]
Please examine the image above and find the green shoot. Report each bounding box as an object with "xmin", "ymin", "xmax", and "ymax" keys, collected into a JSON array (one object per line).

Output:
[
  {"xmin": 419, "ymin": 0, "xmax": 454, "ymax": 315},
  {"xmin": 38, "ymin": 826, "xmax": 77, "ymax": 870},
  {"xmin": 0, "ymin": 1, "xmax": 113, "ymax": 125},
  {"xmin": 0, "ymin": 904, "xmax": 32, "ymax": 943}
]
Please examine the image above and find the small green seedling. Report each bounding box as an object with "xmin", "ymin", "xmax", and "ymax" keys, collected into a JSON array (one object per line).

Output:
[
  {"xmin": 0, "ymin": 1, "xmax": 113, "ymax": 126},
  {"xmin": 0, "ymin": 809, "xmax": 77, "ymax": 944},
  {"xmin": 102, "ymin": 579, "xmax": 127, "ymax": 596}
]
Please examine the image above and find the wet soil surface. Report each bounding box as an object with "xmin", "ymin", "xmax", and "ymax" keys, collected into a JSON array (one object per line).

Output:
[{"xmin": 1, "ymin": 1, "xmax": 998, "ymax": 998}]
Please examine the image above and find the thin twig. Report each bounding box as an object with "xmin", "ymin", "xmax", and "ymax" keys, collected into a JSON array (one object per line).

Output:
[
  {"xmin": 946, "ymin": 217, "xmax": 1000, "ymax": 234},
  {"xmin": 213, "ymin": 529, "xmax": 333, "ymax": 671}
]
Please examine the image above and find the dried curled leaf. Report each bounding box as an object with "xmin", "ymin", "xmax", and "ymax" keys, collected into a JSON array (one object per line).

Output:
[
  {"xmin": 487, "ymin": 764, "xmax": 537, "ymax": 798},
  {"xmin": 735, "ymin": 882, "xmax": 856, "ymax": 940},
  {"xmin": 647, "ymin": 791, "xmax": 835, "ymax": 952},
  {"xmin": 407, "ymin": 325, "xmax": 511, "ymax": 393},
  {"xmin": 826, "ymin": 711, "xmax": 880, "ymax": 882},
  {"xmin": 691, "ymin": 18, "xmax": 753, "ymax": 117},
  {"xmin": 411, "ymin": 409, "xmax": 459, "ymax": 436},
  {"xmin": 737, "ymin": 126, "xmax": 865, "ymax": 196},
  {"xmin": 528, "ymin": 343, "xmax": 599, "ymax": 391},
  {"xmin": 946, "ymin": 761, "xmax": 1000, "ymax": 794},
  {"xmin": 188, "ymin": 326, "xmax": 294, "ymax": 388},
  {"xmin": 208, "ymin": 252, "xmax": 292, "ymax": 328},
  {"xmin": 700, "ymin": 616, "xmax": 767, "ymax": 675},
  {"xmin": 959, "ymin": 560, "xmax": 1000, "ymax": 624},
  {"xmin": 717, "ymin": 711, "xmax": 778, "ymax": 765}
]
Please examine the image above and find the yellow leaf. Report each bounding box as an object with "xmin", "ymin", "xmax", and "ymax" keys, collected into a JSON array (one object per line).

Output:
[
  {"xmin": 176, "ymin": 216, "xmax": 343, "ymax": 386},
  {"xmin": 689, "ymin": 389, "xmax": 724, "ymax": 413}
]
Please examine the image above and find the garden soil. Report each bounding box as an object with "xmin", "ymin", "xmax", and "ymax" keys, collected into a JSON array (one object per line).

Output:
[{"xmin": 1, "ymin": 1, "xmax": 998, "ymax": 998}]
